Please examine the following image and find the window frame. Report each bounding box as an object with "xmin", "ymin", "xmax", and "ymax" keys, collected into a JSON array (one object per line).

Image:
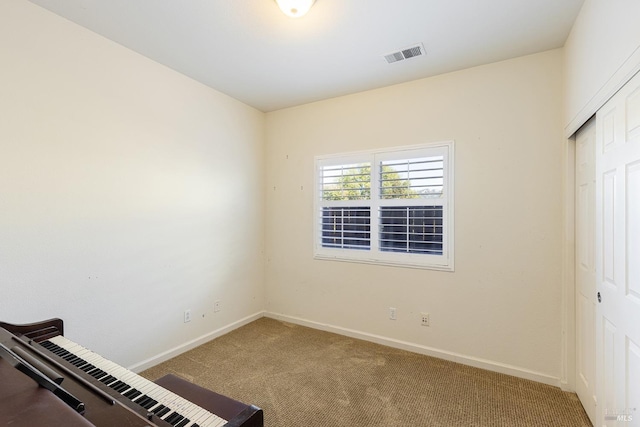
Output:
[{"xmin": 314, "ymin": 141, "xmax": 455, "ymax": 271}]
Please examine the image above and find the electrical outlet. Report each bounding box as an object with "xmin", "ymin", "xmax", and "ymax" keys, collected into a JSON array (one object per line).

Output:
[
  {"xmin": 389, "ymin": 307, "xmax": 397, "ymax": 320},
  {"xmin": 214, "ymin": 300, "xmax": 221, "ymax": 313},
  {"xmin": 421, "ymin": 312, "xmax": 430, "ymax": 327},
  {"xmin": 184, "ymin": 309, "xmax": 192, "ymax": 323}
]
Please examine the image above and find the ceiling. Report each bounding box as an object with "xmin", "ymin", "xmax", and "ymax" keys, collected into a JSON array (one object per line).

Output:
[{"xmin": 28, "ymin": 0, "xmax": 585, "ymax": 112}]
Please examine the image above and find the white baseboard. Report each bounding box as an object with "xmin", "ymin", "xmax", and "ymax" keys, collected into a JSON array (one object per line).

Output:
[
  {"xmin": 128, "ymin": 311, "xmax": 265, "ymax": 373},
  {"xmin": 560, "ymin": 380, "xmax": 573, "ymax": 392},
  {"xmin": 265, "ymin": 311, "xmax": 561, "ymax": 388},
  {"xmin": 129, "ymin": 310, "xmax": 561, "ymax": 388}
]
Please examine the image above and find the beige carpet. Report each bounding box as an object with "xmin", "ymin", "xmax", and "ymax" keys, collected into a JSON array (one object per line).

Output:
[{"xmin": 141, "ymin": 318, "xmax": 591, "ymax": 426}]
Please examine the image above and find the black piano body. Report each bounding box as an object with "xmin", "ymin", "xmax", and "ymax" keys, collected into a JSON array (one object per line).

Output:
[{"xmin": 0, "ymin": 318, "xmax": 263, "ymax": 427}]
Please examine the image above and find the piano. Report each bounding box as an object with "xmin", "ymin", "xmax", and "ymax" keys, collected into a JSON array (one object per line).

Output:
[{"xmin": 0, "ymin": 319, "xmax": 263, "ymax": 427}]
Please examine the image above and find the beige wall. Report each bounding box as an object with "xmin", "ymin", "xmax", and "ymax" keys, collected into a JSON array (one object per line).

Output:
[
  {"xmin": 564, "ymin": 0, "xmax": 640, "ymax": 136},
  {"xmin": 265, "ymin": 49, "xmax": 565, "ymax": 384},
  {"xmin": 1, "ymin": 0, "xmax": 587, "ymax": 386},
  {"xmin": 0, "ymin": 0, "xmax": 265, "ymax": 368}
]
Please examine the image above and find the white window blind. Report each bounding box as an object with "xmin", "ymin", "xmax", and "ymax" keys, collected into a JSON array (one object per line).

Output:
[
  {"xmin": 315, "ymin": 142, "xmax": 454, "ymax": 271},
  {"xmin": 379, "ymin": 156, "xmax": 444, "ymax": 199},
  {"xmin": 321, "ymin": 207, "xmax": 371, "ymax": 250},
  {"xmin": 319, "ymin": 163, "xmax": 371, "ymax": 201},
  {"xmin": 379, "ymin": 206, "xmax": 443, "ymax": 255}
]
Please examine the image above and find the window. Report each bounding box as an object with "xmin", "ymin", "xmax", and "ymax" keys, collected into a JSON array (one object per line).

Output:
[{"xmin": 314, "ymin": 142, "xmax": 454, "ymax": 270}]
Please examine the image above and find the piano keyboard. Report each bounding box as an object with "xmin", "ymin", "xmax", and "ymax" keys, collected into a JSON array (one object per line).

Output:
[{"xmin": 40, "ymin": 336, "xmax": 228, "ymax": 427}]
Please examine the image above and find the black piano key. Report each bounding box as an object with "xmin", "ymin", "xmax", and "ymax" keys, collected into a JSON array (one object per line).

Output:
[
  {"xmin": 52, "ymin": 349, "xmax": 91, "ymax": 372},
  {"xmin": 88, "ymin": 371, "xmax": 104, "ymax": 380},
  {"xmin": 42, "ymin": 343, "xmax": 62, "ymax": 352},
  {"xmin": 98, "ymin": 375, "xmax": 113, "ymax": 384},
  {"xmin": 89, "ymin": 368, "xmax": 107, "ymax": 379},
  {"xmin": 106, "ymin": 379, "xmax": 120, "ymax": 388},
  {"xmin": 85, "ymin": 368, "xmax": 103, "ymax": 378},
  {"xmin": 134, "ymin": 395, "xmax": 150, "ymax": 406},
  {"xmin": 123, "ymin": 388, "xmax": 142, "ymax": 399},
  {"xmin": 69, "ymin": 359, "xmax": 85, "ymax": 368},
  {"xmin": 116, "ymin": 384, "xmax": 132, "ymax": 394},
  {"xmin": 110, "ymin": 383, "xmax": 124, "ymax": 392},
  {"xmin": 100, "ymin": 375, "xmax": 117, "ymax": 385},
  {"xmin": 74, "ymin": 359, "xmax": 89, "ymax": 368},
  {"xmin": 109, "ymin": 380, "xmax": 124, "ymax": 389},
  {"xmin": 71, "ymin": 358, "xmax": 87, "ymax": 367},
  {"xmin": 44, "ymin": 345, "xmax": 94, "ymax": 375},
  {"xmin": 139, "ymin": 397, "xmax": 158, "ymax": 409},
  {"xmin": 151, "ymin": 404, "xmax": 167, "ymax": 415},
  {"xmin": 134, "ymin": 395, "xmax": 151, "ymax": 406},
  {"xmin": 155, "ymin": 406, "xmax": 172, "ymax": 418},
  {"xmin": 118, "ymin": 383, "xmax": 132, "ymax": 393},
  {"xmin": 167, "ymin": 413, "xmax": 185, "ymax": 425},
  {"xmin": 164, "ymin": 413, "xmax": 179, "ymax": 424},
  {"xmin": 175, "ymin": 419, "xmax": 190, "ymax": 427},
  {"xmin": 170, "ymin": 415, "xmax": 186, "ymax": 426},
  {"xmin": 109, "ymin": 381, "xmax": 129, "ymax": 392}
]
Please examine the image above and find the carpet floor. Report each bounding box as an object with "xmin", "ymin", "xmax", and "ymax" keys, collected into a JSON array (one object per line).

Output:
[{"xmin": 141, "ymin": 318, "xmax": 591, "ymax": 426}]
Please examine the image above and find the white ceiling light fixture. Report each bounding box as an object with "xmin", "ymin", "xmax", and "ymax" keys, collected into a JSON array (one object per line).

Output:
[{"xmin": 275, "ymin": 0, "xmax": 316, "ymax": 18}]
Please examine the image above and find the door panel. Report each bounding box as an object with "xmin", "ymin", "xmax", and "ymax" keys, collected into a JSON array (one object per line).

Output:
[
  {"xmin": 628, "ymin": 162, "xmax": 640, "ymax": 301},
  {"xmin": 602, "ymin": 170, "xmax": 616, "ymax": 286},
  {"xmin": 595, "ymin": 70, "xmax": 640, "ymax": 427},
  {"xmin": 626, "ymin": 86, "xmax": 640, "ymax": 140},
  {"xmin": 602, "ymin": 318, "xmax": 616, "ymax": 424},
  {"xmin": 628, "ymin": 338, "xmax": 640, "ymax": 422}
]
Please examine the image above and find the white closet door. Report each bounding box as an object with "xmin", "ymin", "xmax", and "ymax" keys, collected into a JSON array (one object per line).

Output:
[
  {"xmin": 595, "ymin": 70, "xmax": 640, "ymax": 426},
  {"xmin": 576, "ymin": 118, "xmax": 596, "ymax": 425}
]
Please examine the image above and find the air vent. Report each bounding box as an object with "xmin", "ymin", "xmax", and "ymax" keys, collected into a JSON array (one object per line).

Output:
[{"xmin": 384, "ymin": 43, "xmax": 425, "ymax": 64}]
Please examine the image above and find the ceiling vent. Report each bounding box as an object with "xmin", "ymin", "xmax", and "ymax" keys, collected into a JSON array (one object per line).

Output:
[{"xmin": 384, "ymin": 43, "xmax": 425, "ymax": 64}]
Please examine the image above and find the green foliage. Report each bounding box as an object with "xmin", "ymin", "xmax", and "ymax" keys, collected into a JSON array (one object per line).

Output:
[{"xmin": 323, "ymin": 165, "xmax": 418, "ymax": 200}]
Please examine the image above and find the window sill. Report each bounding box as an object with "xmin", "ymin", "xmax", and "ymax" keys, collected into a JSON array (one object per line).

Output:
[{"xmin": 313, "ymin": 253, "xmax": 454, "ymax": 272}]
